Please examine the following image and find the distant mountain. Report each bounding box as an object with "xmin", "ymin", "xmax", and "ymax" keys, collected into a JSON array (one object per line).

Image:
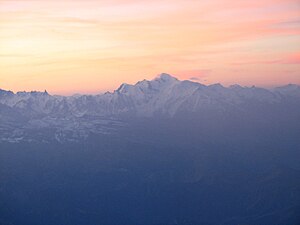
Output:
[
  {"xmin": 1, "ymin": 73, "xmax": 300, "ymax": 116},
  {"xmin": 0, "ymin": 73, "xmax": 300, "ymax": 143},
  {"xmin": 1, "ymin": 74, "xmax": 300, "ymax": 225}
]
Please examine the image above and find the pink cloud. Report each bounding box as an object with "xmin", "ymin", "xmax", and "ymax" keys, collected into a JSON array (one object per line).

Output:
[
  {"xmin": 282, "ymin": 53, "xmax": 300, "ymax": 64},
  {"xmin": 231, "ymin": 52, "xmax": 300, "ymax": 65},
  {"xmin": 175, "ymin": 69, "xmax": 212, "ymax": 80}
]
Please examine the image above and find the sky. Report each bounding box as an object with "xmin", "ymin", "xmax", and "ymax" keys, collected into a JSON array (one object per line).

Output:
[{"xmin": 0, "ymin": 0, "xmax": 300, "ymax": 95}]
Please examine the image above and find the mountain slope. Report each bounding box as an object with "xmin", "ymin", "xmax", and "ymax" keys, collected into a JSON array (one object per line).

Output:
[
  {"xmin": 1, "ymin": 74, "xmax": 300, "ymax": 225},
  {"xmin": 1, "ymin": 73, "xmax": 299, "ymax": 117},
  {"xmin": 0, "ymin": 73, "xmax": 300, "ymax": 143}
]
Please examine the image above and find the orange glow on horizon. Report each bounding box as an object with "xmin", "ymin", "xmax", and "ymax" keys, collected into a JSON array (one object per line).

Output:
[{"xmin": 0, "ymin": 0, "xmax": 300, "ymax": 95}]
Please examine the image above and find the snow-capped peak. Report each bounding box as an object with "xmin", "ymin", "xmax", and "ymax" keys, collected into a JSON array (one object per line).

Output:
[
  {"xmin": 116, "ymin": 83, "xmax": 132, "ymax": 93},
  {"xmin": 0, "ymin": 74, "xmax": 299, "ymax": 121},
  {"xmin": 154, "ymin": 73, "xmax": 179, "ymax": 83},
  {"xmin": 115, "ymin": 73, "xmax": 179, "ymax": 95},
  {"xmin": 0, "ymin": 89, "xmax": 14, "ymax": 97}
]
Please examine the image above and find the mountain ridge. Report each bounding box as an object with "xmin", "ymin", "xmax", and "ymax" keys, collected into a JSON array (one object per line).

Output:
[
  {"xmin": 1, "ymin": 73, "xmax": 300, "ymax": 97},
  {"xmin": 1, "ymin": 73, "xmax": 300, "ymax": 143},
  {"xmin": 1, "ymin": 73, "xmax": 300, "ymax": 118}
]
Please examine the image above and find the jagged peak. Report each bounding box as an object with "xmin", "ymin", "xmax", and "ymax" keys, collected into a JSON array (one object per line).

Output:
[
  {"xmin": 116, "ymin": 83, "xmax": 133, "ymax": 93},
  {"xmin": 275, "ymin": 83, "xmax": 300, "ymax": 90},
  {"xmin": 115, "ymin": 74, "xmax": 179, "ymax": 94},
  {"xmin": 16, "ymin": 90, "xmax": 50, "ymax": 96},
  {"xmin": 135, "ymin": 79, "xmax": 148, "ymax": 85},
  {"xmin": 0, "ymin": 89, "xmax": 14, "ymax": 95}
]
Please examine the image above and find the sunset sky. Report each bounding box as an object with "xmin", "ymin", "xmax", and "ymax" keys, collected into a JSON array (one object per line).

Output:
[{"xmin": 0, "ymin": 0, "xmax": 300, "ymax": 95}]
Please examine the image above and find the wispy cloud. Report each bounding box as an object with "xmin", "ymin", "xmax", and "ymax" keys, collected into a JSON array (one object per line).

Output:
[{"xmin": 231, "ymin": 52, "xmax": 300, "ymax": 65}]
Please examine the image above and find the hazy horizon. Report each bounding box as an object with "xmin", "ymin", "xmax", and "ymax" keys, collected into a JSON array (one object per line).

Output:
[
  {"xmin": 1, "ymin": 0, "xmax": 300, "ymax": 95},
  {"xmin": 1, "ymin": 73, "xmax": 299, "ymax": 96}
]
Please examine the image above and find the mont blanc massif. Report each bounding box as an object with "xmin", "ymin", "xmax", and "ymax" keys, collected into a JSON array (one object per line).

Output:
[{"xmin": 1, "ymin": 74, "xmax": 300, "ymax": 225}]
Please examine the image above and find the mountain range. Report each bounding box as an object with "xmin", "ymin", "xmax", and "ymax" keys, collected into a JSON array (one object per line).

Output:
[
  {"xmin": 1, "ymin": 73, "xmax": 300, "ymax": 143},
  {"xmin": 1, "ymin": 74, "xmax": 300, "ymax": 225},
  {"xmin": 1, "ymin": 73, "xmax": 300, "ymax": 117}
]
